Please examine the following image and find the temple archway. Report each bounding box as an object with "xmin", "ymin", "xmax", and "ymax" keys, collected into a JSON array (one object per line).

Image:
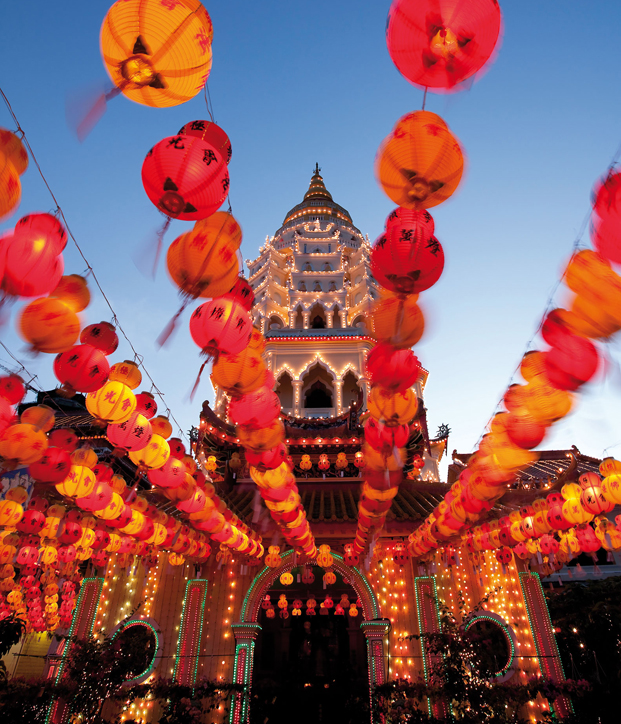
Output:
[
  {"xmin": 309, "ymin": 302, "xmax": 326, "ymax": 329},
  {"xmin": 229, "ymin": 552, "xmax": 388, "ymax": 724},
  {"xmin": 301, "ymin": 362, "xmax": 334, "ymax": 414},
  {"xmin": 342, "ymin": 370, "xmax": 361, "ymax": 410},
  {"xmin": 275, "ymin": 372, "xmax": 293, "ymax": 411}
]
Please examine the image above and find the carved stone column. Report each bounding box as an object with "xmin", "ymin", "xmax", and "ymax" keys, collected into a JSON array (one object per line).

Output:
[
  {"xmin": 229, "ymin": 623, "xmax": 262, "ymax": 724},
  {"xmin": 293, "ymin": 380, "xmax": 303, "ymax": 416},
  {"xmin": 303, "ymin": 311, "xmax": 310, "ymax": 329},
  {"xmin": 334, "ymin": 379, "xmax": 344, "ymax": 415}
]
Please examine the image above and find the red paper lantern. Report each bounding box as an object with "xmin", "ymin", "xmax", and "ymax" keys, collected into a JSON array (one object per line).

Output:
[
  {"xmin": 142, "ymin": 135, "xmax": 229, "ymax": 220},
  {"xmin": 386, "ymin": 0, "xmax": 502, "ymax": 91},
  {"xmin": 148, "ymin": 456, "xmax": 186, "ymax": 489},
  {"xmin": 366, "ymin": 342, "xmax": 422, "ymax": 392},
  {"xmin": 371, "ymin": 229, "xmax": 444, "ymax": 294},
  {"xmin": 178, "ymin": 120, "xmax": 232, "ymax": 164},
  {"xmin": 224, "ymin": 276, "xmax": 254, "ymax": 310},
  {"xmin": 80, "ymin": 322, "xmax": 119, "ymax": 355},
  {"xmin": 505, "ymin": 411, "xmax": 547, "ymax": 450},
  {"xmin": 75, "ymin": 481, "xmax": 114, "ymax": 512},
  {"xmin": 2, "ymin": 231, "xmax": 63, "ymax": 298},
  {"xmin": 364, "ymin": 417, "xmax": 409, "ymax": 453},
  {"xmin": 228, "ymin": 386, "xmax": 281, "ymax": 429},
  {"xmin": 29, "ymin": 447, "xmax": 72, "ymax": 483},
  {"xmin": 169, "ymin": 437, "xmax": 186, "ymax": 459},
  {"xmin": 49, "ymin": 429, "xmax": 78, "ymax": 452},
  {"xmin": 16, "ymin": 509, "xmax": 46, "ymax": 535},
  {"xmin": 14, "ymin": 213, "xmax": 67, "ymax": 254},
  {"xmin": 544, "ymin": 334, "xmax": 599, "ymax": 391},
  {"xmin": 0, "ymin": 374, "xmax": 25, "ymax": 405},
  {"xmin": 107, "ymin": 412, "xmax": 153, "ymax": 452},
  {"xmin": 189, "ymin": 297, "xmax": 252, "ymax": 357},
  {"xmin": 54, "ymin": 344, "xmax": 110, "ymax": 394},
  {"xmin": 135, "ymin": 391, "xmax": 158, "ymax": 419}
]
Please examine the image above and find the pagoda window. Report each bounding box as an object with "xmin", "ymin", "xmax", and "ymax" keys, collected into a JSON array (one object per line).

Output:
[
  {"xmin": 276, "ymin": 372, "xmax": 293, "ymax": 409},
  {"xmin": 328, "ymin": 281, "xmax": 337, "ymax": 292},
  {"xmin": 351, "ymin": 315, "xmax": 365, "ymax": 329},
  {"xmin": 323, "ymin": 262, "xmax": 333, "ymax": 271},
  {"xmin": 331, "ymin": 306, "xmax": 340, "ymax": 326},
  {"xmin": 342, "ymin": 371, "xmax": 361, "ymax": 409},
  {"xmin": 298, "ymin": 281, "xmax": 306, "ymax": 291},
  {"xmin": 313, "ymin": 280, "xmax": 322, "ymax": 292},
  {"xmin": 304, "ymin": 262, "xmax": 313, "ymax": 272},
  {"xmin": 294, "ymin": 306, "xmax": 304, "ymax": 328},
  {"xmin": 269, "ymin": 315, "xmax": 283, "ymax": 330},
  {"xmin": 309, "ymin": 303, "xmax": 326, "ymax": 328},
  {"xmin": 302, "ymin": 363, "xmax": 334, "ymax": 410}
]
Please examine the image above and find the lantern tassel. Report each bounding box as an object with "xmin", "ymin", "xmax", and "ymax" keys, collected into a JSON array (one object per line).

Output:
[
  {"xmin": 189, "ymin": 358, "xmax": 211, "ymax": 402},
  {"xmin": 133, "ymin": 216, "xmax": 172, "ymax": 279},
  {"xmin": 156, "ymin": 299, "xmax": 190, "ymax": 348},
  {"xmin": 66, "ymin": 82, "xmax": 123, "ymax": 142}
]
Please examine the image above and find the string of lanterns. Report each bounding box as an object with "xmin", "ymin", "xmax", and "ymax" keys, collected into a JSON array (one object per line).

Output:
[{"xmin": 408, "ymin": 164, "xmax": 621, "ymax": 561}]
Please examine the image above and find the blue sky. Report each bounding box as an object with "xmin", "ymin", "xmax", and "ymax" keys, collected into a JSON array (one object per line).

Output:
[{"xmin": 1, "ymin": 1, "xmax": 621, "ymax": 473}]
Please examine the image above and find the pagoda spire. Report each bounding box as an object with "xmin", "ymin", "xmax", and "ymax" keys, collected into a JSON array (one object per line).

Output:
[{"xmin": 304, "ymin": 163, "xmax": 333, "ymax": 201}]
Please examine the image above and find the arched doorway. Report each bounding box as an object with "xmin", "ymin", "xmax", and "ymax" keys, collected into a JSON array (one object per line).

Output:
[
  {"xmin": 342, "ymin": 371, "xmax": 361, "ymax": 410},
  {"xmin": 275, "ymin": 372, "xmax": 293, "ymax": 412},
  {"xmin": 309, "ymin": 303, "xmax": 326, "ymax": 329},
  {"xmin": 230, "ymin": 552, "xmax": 388, "ymax": 724}
]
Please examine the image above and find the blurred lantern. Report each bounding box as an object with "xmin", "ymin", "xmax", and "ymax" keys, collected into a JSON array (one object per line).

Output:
[
  {"xmin": 135, "ymin": 391, "xmax": 158, "ymax": 419},
  {"xmin": 54, "ymin": 344, "xmax": 110, "ymax": 394},
  {"xmin": 0, "ymin": 374, "xmax": 25, "ymax": 404},
  {"xmin": 29, "ymin": 447, "xmax": 71, "ymax": 483},
  {"xmin": 0, "ymin": 423, "xmax": 48, "ymax": 466},
  {"xmin": 80, "ymin": 322, "xmax": 119, "ymax": 355},
  {"xmin": 0, "ymin": 129, "xmax": 28, "ymax": 175},
  {"xmin": 393, "ymin": 543, "xmax": 409, "ymax": 566},
  {"xmin": 179, "ymin": 120, "xmax": 231, "ymax": 164},
  {"xmin": 21, "ymin": 404, "xmax": 55, "ymax": 432},
  {"xmin": 49, "ymin": 275, "xmax": 90, "ymax": 312},
  {"xmin": 18, "ymin": 297, "xmax": 79, "ymax": 353},
  {"xmin": 366, "ymin": 342, "xmax": 422, "ymax": 392},
  {"xmin": 189, "ymin": 297, "xmax": 252, "ymax": 357},
  {"xmin": 142, "ymin": 135, "xmax": 228, "ymax": 221},
  {"xmin": 581, "ymin": 484, "xmax": 614, "ymax": 515},
  {"xmin": 245, "ymin": 443, "xmax": 287, "ymax": 471},
  {"xmin": 229, "ymin": 386, "xmax": 280, "ymax": 429},
  {"xmin": 318, "ymin": 454, "xmax": 330, "ymax": 471},
  {"xmin": 166, "ymin": 215, "xmax": 240, "ymax": 298},
  {"xmin": 370, "ymin": 291, "xmax": 425, "ymax": 348},
  {"xmin": 109, "ymin": 360, "xmax": 142, "ymax": 390},
  {"xmin": 107, "ymin": 412, "xmax": 153, "ymax": 453},
  {"xmin": 228, "ymin": 452, "xmax": 242, "ymax": 473},
  {"xmin": 376, "ymin": 111, "xmax": 464, "ymax": 210},
  {"xmin": 204, "ymin": 455, "xmax": 217, "ymax": 473},
  {"xmin": 386, "ymin": 0, "xmax": 502, "ymax": 91},
  {"xmin": 211, "ymin": 347, "xmax": 266, "ymax": 396},
  {"xmin": 129, "ymin": 434, "xmax": 170, "ymax": 470},
  {"xmin": 371, "ymin": 229, "xmax": 444, "ymax": 294},
  {"xmin": 100, "ymin": 0, "xmax": 213, "ymax": 108},
  {"xmin": 368, "ymin": 386, "xmax": 418, "ymax": 425},
  {"xmin": 224, "ymin": 276, "xmax": 254, "ymax": 311},
  {"xmin": 238, "ymin": 419, "xmax": 284, "ymax": 452},
  {"xmin": 544, "ymin": 334, "xmax": 599, "ymax": 391},
  {"xmin": 505, "ymin": 409, "xmax": 546, "ymax": 450},
  {"xmin": 2, "ymin": 230, "xmax": 64, "ymax": 298},
  {"xmin": 0, "ymin": 152, "xmax": 20, "ymax": 221},
  {"xmin": 86, "ymin": 381, "xmax": 136, "ymax": 425},
  {"xmin": 335, "ymin": 453, "xmax": 348, "ymax": 471},
  {"xmin": 354, "ymin": 451, "xmax": 365, "ymax": 469},
  {"xmin": 71, "ymin": 447, "xmax": 98, "ymax": 469},
  {"xmin": 323, "ymin": 570, "xmax": 337, "ymax": 585}
]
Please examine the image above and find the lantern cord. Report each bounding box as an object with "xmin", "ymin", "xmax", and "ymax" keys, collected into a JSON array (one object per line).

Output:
[
  {"xmin": 204, "ymin": 82, "xmax": 216, "ymax": 123},
  {"xmin": 422, "ymin": 87, "xmax": 428, "ymax": 110},
  {"xmin": 0, "ymin": 341, "xmax": 43, "ymax": 392},
  {"xmin": 472, "ymin": 137, "xmax": 621, "ymax": 450},
  {"xmin": 0, "ymin": 86, "xmax": 190, "ymax": 445}
]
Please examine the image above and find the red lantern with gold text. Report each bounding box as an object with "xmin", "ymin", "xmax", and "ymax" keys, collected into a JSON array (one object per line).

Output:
[
  {"xmin": 80, "ymin": 322, "xmax": 119, "ymax": 355},
  {"xmin": 228, "ymin": 386, "xmax": 280, "ymax": 429}
]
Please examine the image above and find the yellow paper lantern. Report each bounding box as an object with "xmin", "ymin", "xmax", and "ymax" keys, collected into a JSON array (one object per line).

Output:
[
  {"xmin": 100, "ymin": 0, "xmax": 213, "ymax": 108},
  {"xmin": 211, "ymin": 347, "xmax": 266, "ymax": 396},
  {"xmin": 55, "ymin": 465, "xmax": 97, "ymax": 498},
  {"xmin": 0, "ymin": 423, "xmax": 48, "ymax": 466},
  {"xmin": 109, "ymin": 360, "xmax": 142, "ymax": 390},
  {"xmin": 129, "ymin": 434, "xmax": 170, "ymax": 470},
  {"xmin": 86, "ymin": 381, "xmax": 136, "ymax": 424}
]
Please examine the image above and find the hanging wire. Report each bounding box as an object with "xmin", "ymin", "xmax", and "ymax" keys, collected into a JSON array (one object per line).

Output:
[
  {"xmin": 0, "ymin": 86, "xmax": 190, "ymax": 444},
  {"xmin": 472, "ymin": 139, "xmax": 621, "ymax": 450}
]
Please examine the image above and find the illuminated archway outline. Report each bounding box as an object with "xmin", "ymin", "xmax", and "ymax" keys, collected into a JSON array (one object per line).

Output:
[
  {"xmin": 110, "ymin": 617, "xmax": 163, "ymax": 685},
  {"xmin": 464, "ymin": 612, "xmax": 517, "ymax": 682}
]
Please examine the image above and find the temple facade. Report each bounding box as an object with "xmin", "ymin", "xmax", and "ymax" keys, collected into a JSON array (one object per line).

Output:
[{"xmin": 4, "ymin": 168, "xmax": 591, "ymax": 724}]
